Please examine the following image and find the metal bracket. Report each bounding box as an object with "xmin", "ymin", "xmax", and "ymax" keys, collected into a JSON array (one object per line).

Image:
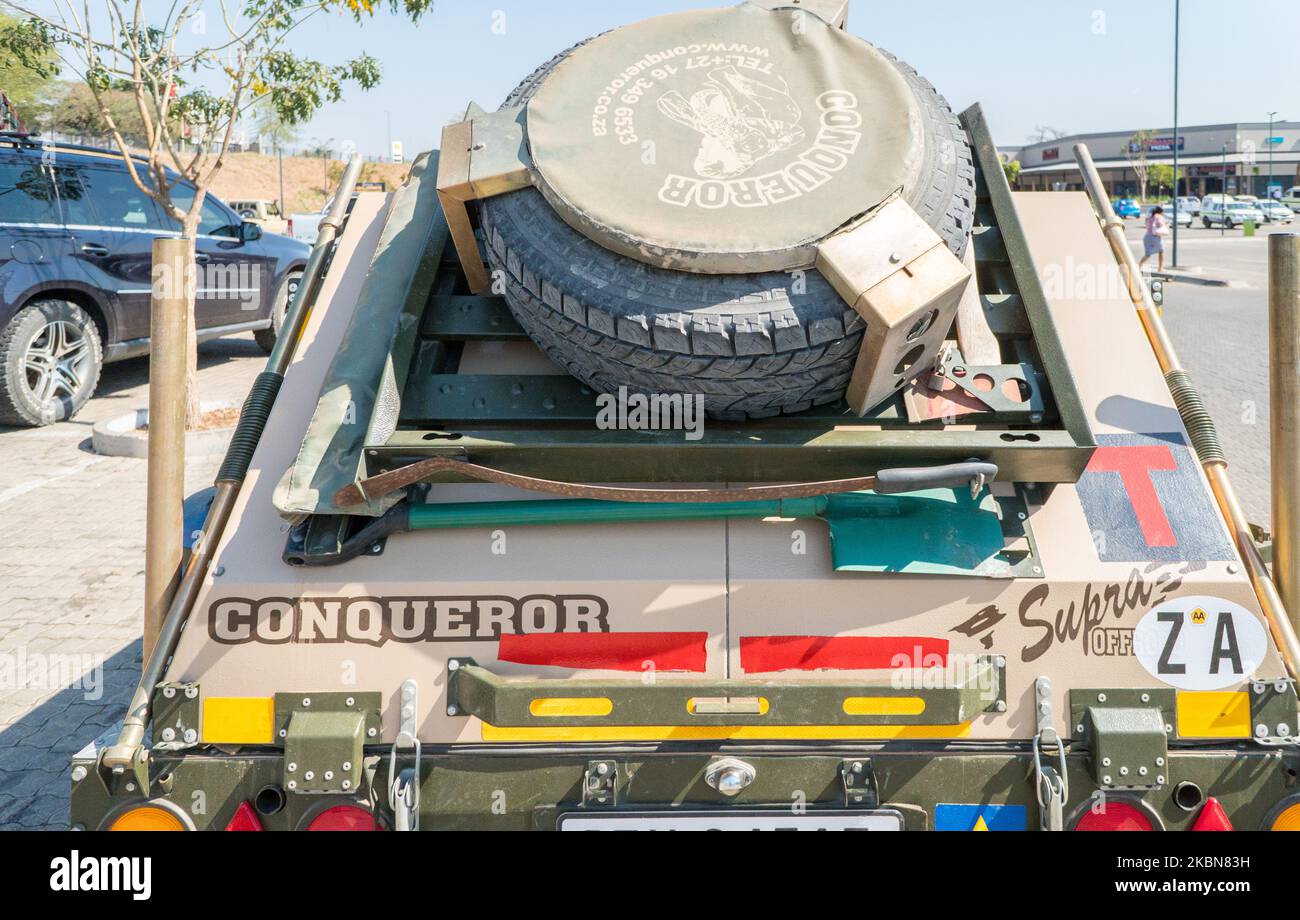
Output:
[
  {"xmin": 1069, "ymin": 688, "xmax": 1175, "ymax": 791},
  {"xmin": 815, "ymin": 198, "xmax": 972, "ymax": 416},
  {"xmin": 151, "ymin": 682, "xmax": 201, "ymax": 752},
  {"xmin": 1032, "ymin": 677, "xmax": 1068, "ymax": 831},
  {"xmin": 1250, "ymin": 679, "xmax": 1300, "ymax": 744},
  {"xmin": 389, "ymin": 679, "xmax": 421, "ymax": 831},
  {"xmin": 839, "ymin": 759, "xmax": 879, "ymax": 808},
  {"xmin": 275, "ymin": 692, "xmax": 381, "ymax": 796},
  {"xmin": 436, "ymin": 105, "xmax": 533, "ymax": 294},
  {"xmin": 582, "ymin": 761, "xmax": 618, "ymax": 808},
  {"xmin": 745, "ymin": 0, "xmax": 850, "ymax": 27},
  {"xmin": 930, "ymin": 343, "xmax": 1048, "ymax": 420}
]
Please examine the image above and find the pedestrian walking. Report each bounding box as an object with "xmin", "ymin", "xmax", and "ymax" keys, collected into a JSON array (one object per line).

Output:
[{"xmin": 1140, "ymin": 205, "xmax": 1169, "ymax": 273}]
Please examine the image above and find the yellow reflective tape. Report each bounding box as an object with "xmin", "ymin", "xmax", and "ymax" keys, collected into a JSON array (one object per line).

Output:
[
  {"xmin": 202, "ymin": 697, "xmax": 275, "ymax": 745},
  {"xmin": 1176, "ymin": 691, "xmax": 1251, "ymax": 739},
  {"xmin": 1272, "ymin": 803, "xmax": 1300, "ymax": 831},
  {"xmin": 528, "ymin": 698, "xmax": 614, "ymax": 718},
  {"xmin": 842, "ymin": 697, "xmax": 926, "ymax": 716},
  {"xmin": 481, "ymin": 723, "xmax": 971, "ymax": 743}
]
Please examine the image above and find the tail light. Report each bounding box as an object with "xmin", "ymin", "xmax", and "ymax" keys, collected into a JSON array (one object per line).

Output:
[
  {"xmin": 1268, "ymin": 800, "xmax": 1300, "ymax": 831},
  {"xmin": 1074, "ymin": 801, "xmax": 1154, "ymax": 831},
  {"xmin": 224, "ymin": 801, "xmax": 264, "ymax": 831},
  {"xmin": 287, "ymin": 219, "xmax": 294, "ymax": 236},
  {"xmin": 1191, "ymin": 797, "xmax": 1233, "ymax": 831},
  {"xmin": 107, "ymin": 804, "xmax": 188, "ymax": 831},
  {"xmin": 306, "ymin": 805, "xmax": 384, "ymax": 831}
]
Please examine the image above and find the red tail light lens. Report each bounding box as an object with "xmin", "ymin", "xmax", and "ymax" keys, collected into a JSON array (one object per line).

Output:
[
  {"xmin": 1191, "ymin": 797, "xmax": 1233, "ymax": 831},
  {"xmin": 1075, "ymin": 801, "xmax": 1154, "ymax": 831},
  {"xmin": 224, "ymin": 801, "xmax": 264, "ymax": 831},
  {"xmin": 307, "ymin": 805, "xmax": 382, "ymax": 831}
]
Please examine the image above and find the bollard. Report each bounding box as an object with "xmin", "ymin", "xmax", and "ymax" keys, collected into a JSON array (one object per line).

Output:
[
  {"xmin": 1271, "ymin": 232, "xmax": 1300, "ymax": 637},
  {"xmin": 143, "ymin": 237, "xmax": 192, "ymax": 659}
]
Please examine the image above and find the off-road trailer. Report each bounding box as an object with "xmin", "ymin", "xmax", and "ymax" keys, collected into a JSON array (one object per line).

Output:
[{"xmin": 69, "ymin": 1, "xmax": 1300, "ymax": 832}]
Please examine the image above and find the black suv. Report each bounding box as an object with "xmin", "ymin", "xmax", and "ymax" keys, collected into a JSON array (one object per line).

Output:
[{"xmin": 0, "ymin": 134, "xmax": 310, "ymax": 427}]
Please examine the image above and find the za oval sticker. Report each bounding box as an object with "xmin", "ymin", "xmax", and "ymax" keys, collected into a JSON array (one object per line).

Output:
[{"xmin": 1133, "ymin": 596, "xmax": 1269, "ymax": 691}]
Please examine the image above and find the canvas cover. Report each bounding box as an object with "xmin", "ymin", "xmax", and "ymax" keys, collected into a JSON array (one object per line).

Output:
[{"xmin": 525, "ymin": 2, "xmax": 923, "ymax": 273}]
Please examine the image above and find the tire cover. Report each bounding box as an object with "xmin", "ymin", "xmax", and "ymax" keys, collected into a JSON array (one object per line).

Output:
[{"xmin": 525, "ymin": 4, "xmax": 923, "ymax": 273}]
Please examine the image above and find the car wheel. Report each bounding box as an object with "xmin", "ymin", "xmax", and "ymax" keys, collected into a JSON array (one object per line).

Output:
[
  {"xmin": 0, "ymin": 299, "xmax": 103, "ymax": 428},
  {"xmin": 254, "ymin": 271, "xmax": 303, "ymax": 354}
]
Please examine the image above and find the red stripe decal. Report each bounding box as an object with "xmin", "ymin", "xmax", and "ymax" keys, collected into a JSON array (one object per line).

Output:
[
  {"xmin": 740, "ymin": 636, "xmax": 950, "ymax": 673},
  {"xmin": 498, "ymin": 632, "xmax": 709, "ymax": 673},
  {"xmin": 1085, "ymin": 445, "xmax": 1180, "ymax": 549}
]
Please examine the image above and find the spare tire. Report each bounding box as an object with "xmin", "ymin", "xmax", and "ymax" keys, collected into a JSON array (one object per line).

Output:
[{"xmin": 480, "ymin": 21, "xmax": 974, "ymax": 421}]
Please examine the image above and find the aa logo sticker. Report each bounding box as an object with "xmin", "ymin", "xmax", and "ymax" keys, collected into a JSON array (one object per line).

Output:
[{"xmin": 1133, "ymin": 596, "xmax": 1269, "ymax": 691}]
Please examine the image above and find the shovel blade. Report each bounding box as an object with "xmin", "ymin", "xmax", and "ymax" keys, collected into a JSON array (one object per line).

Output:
[{"xmin": 825, "ymin": 489, "xmax": 1009, "ymax": 577}]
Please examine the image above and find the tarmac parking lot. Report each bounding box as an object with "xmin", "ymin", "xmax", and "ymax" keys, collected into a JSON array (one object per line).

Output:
[{"xmin": 0, "ymin": 222, "xmax": 1291, "ymax": 828}]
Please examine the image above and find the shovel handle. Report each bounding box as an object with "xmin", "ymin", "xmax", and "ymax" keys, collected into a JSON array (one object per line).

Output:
[{"xmin": 874, "ymin": 462, "xmax": 999, "ymax": 495}]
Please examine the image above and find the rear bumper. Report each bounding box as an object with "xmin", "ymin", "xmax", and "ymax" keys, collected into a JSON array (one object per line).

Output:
[{"xmin": 69, "ymin": 742, "xmax": 1300, "ymax": 831}]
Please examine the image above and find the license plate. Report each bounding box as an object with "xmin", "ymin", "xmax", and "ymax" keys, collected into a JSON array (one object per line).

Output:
[{"xmin": 558, "ymin": 810, "xmax": 904, "ymax": 831}]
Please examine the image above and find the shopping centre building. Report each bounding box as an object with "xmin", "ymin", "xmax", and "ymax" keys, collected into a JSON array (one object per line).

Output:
[{"xmin": 1011, "ymin": 121, "xmax": 1300, "ymax": 198}]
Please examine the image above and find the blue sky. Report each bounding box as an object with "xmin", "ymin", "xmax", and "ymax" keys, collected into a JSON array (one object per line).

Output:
[
  {"xmin": 286, "ymin": 0, "xmax": 1297, "ymax": 157},
  {"xmin": 19, "ymin": 0, "xmax": 1300, "ymax": 156}
]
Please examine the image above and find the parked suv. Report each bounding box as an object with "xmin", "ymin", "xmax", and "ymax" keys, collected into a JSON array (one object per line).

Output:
[
  {"xmin": 1201, "ymin": 196, "xmax": 1264, "ymax": 229},
  {"xmin": 0, "ymin": 134, "xmax": 310, "ymax": 427}
]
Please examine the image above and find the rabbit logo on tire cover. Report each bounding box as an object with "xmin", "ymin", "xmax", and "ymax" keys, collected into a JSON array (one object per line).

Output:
[{"xmin": 655, "ymin": 68, "xmax": 863, "ymax": 210}]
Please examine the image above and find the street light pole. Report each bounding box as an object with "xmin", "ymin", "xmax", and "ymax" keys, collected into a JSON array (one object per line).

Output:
[
  {"xmin": 1172, "ymin": 0, "xmax": 1181, "ymax": 266},
  {"xmin": 1222, "ymin": 141, "xmax": 1228, "ymax": 237},
  {"xmin": 1269, "ymin": 110, "xmax": 1279, "ymax": 199}
]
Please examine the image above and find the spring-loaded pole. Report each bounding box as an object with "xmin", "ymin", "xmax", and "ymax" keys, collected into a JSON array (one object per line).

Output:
[{"xmin": 1074, "ymin": 143, "xmax": 1300, "ymax": 682}]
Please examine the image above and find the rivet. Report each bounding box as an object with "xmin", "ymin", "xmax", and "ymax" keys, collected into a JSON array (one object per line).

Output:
[
  {"xmin": 448, "ymin": 660, "xmax": 461, "ymax": 672},
  {"xmin": 1279, "ymin": 724, "xmax": 1292, "ymax": 737},
  {"xmin": 184, "ymin": 687, "xmax": 198, "ymax": 699},
  {"xmin": 995, "ymin": 701, "xmax": 1008, "ymax": 712},
  {"xmin": 1157, "ymin": 775, "xmax": 1166, "ymax": 785},
  {"xmin": 125, "ymin": 782, "xmax": 135, "ymax": 792},
  {"xmin": 342, "ymin": 780, "xmax": 352, "ymax": 791},
  {"xmin": 324, "ymin": 771, "xmax": 334, "ymax": 781},
  {"xmin": 345, "ymin": 697, "xmax": 355, "ymax": 707},
  {"xmin": 161, "ymin": 728, "xmax": 176, "ymax": 742},
  {"xmin": 302, "ymin": 697, "xmax": 311, "ymax": 707},
  {"xmin": 1119, "ymin": 767, "xmax": 1129, "ymax": 776},
  {"xmin": 1102, "ymin": 775, "xmax": 1113, "ymax": 785},
  {"xmin": 368, "ymin": 728, "xmax": 378, "ymax": 738},
  {"xmin": 1102, "ymin": 757, "xmax": 1112, "ymax": 767},
  {"xmin": 1140, "ymin": 693, "xmax": 1150, "ymax": 703},
  {"xmin": 287, "ymin": 780, "xmax": 297, "ymax": 790},
  {"xmin": 71, "ymin": 766, "xmax": 87, "ymax": 782},
  {"xmin": 183, "ymin": 729, "xmax": 197, "ymax": 744},
  {"xmin": 1139, "ymin": 767, "xmax": 1149, "ymax": 776},
  {"xmin": 1257, "ymin": 724, "xmax": 1271, "ymax": 738},
  {"xmin": 1097, "ymin": 693, "xmax": 1107, "ymax": 703},
  {"xmin": 287, "ymin": 763, "xmax": 297, "ymax": 772},
  {"xmin": 304, "ymin": 771, "xmax": 315, "ymax": 781},
  {"xmin": 342, "ymin": 762, "xmax": 352, "ymax": 771},
  {"xmin": 447, "ymin": 705, "xmax": 459, "ymax": 716},
  {"xmin": 162, "ymin": 687, "xmax": 176, "ymax": 699},
  {"xmin": 213, "ymin": 565, "xmax": 226, "ymax": 577}
]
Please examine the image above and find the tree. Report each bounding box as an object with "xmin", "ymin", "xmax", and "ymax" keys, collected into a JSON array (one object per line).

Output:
[
  {"xmin": 1149, "ymin": 163, "xmax": 1175, "ymax": 199},
  {"xmin": 48, "ymin": 82, "xmax": 149, "ymax": 144},
  {"xmin": 1124, "ymin": 130, "xmax": 1155, "ymax": 201},
  {"xmin": 1030, "ymin": 125, "xmax": 1069, "ymax": 143},
  {"xmin": 0, "ymin": 0, "xmax": 434, "ymax": 426},
  {"xmin": 0, "ymin": 10, "xmax": 56, "ymax": 126},
  {"xmin": 1002, "ymin": 158, "xmax": 1022, "ymax": 188}
]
